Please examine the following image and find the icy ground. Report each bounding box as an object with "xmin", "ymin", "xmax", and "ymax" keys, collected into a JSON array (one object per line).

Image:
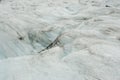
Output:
[{"xmin": 0, "ymin": 0, "xmax": 120, "ymax": 80}]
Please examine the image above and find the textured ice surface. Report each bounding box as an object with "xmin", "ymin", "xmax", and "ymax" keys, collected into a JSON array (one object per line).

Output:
[{"xmin": 0, "ymin": 0, "xmax": 120, "ymax": 80}]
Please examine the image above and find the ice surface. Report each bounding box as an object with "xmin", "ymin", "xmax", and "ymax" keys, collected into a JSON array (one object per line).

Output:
[{"xmin": 0, "ymin": 0, "xmax": 120, "ymax": 80}]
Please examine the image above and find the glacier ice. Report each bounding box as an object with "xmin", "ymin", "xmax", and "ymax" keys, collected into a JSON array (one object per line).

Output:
[{"xmin": 0, "ymin": 0, "xmax": 120, "ymax": 80}]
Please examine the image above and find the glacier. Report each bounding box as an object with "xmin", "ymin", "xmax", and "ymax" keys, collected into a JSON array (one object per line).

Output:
[{"xmin": 0, "ymin": 0, "xmax": 120, "ymax": 80}]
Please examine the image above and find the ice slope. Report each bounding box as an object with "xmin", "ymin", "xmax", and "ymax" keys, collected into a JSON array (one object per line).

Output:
[{"xmin": 0, "ymin": 0, "xmax": 120, "ymax": 80}]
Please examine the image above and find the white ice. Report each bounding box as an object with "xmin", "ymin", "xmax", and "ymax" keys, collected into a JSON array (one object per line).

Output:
[{"xmin": 0, "ymin": 0, "xmax": 120, "ymax": 80}]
